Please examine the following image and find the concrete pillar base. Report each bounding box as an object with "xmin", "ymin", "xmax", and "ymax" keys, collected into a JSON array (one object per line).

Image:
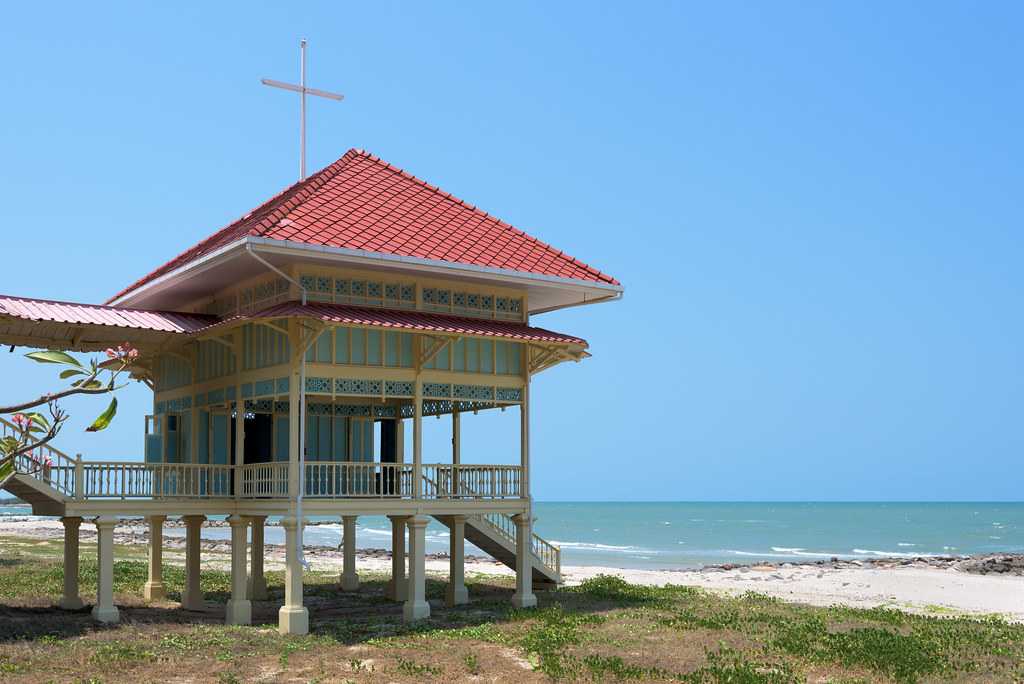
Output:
[
  {"xmin": 278, "ymin": 606, "xmax": 309, "ymax": 635},
  {"xmin": 225, "ymin": 599, "xmax": 252, "ymax": 625},
  {"xmin": 91, "ymin": 605, "xmax": 120, "ymax": 623},
  {"xmin": 403, "ymin": 600, "xmax": 430, "ymax": 622},
  {"xmin": 341, "ymin": 572, "xmax": 360, "ymax": 592},
  {"xmin": 143, "ymin": 581, "xmax": 167, "ymax": 601},
  {"xmin": 58, "ymin": 596, "xmax": 85, "ymax": 610},
  {"xmin": 446, "ymin": 586, "xmax": 469, "ymax": 607},
  {"xmin": 512, "ymin": 592, "xmax": 538, "ymax": 609}
]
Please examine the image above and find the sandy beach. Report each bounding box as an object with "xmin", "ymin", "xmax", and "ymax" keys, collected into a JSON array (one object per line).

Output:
[{"xmin": 2, "ymin": 513, "xmax": 1022, "ymax": 622}]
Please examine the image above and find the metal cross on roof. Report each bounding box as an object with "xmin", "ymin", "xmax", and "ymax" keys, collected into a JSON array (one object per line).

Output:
[{"xmin": 261, "ymin": 39, "xmax": 344, "ymax": 181}]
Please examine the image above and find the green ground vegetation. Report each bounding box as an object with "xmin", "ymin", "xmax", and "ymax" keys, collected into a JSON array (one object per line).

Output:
[{"xmin": 0, "ymin": 535, "xmax": 1022, "ymax": 682}]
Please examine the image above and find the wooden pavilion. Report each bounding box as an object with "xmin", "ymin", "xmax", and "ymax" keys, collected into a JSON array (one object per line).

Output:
[{"xmin": 0, "ymin": 149, "xmax": 622, "ymax": 634}]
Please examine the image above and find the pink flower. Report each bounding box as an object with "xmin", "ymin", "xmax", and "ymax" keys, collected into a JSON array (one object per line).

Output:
[
  {"xmin": 104, "ymin": 348, "xmax": 118, "ymax": 360},
  {"xmin": 105, "ymin": 343, "xmax": 138, "ymax": 363},
  {"xmin": 11, "ymin": 413, "xmax": 29, "ymax": 430}
]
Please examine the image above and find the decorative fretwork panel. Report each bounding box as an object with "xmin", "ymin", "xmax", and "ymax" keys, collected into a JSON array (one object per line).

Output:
[
  {"xmin": 335, "ymin": 378, "xmax": 382, "ymax": 396},
  {"xmin": 305, "ymin": 377, "xmax": 331, "ymax": 393},
  {"xmin": 496, "ymin": 387, "xmax": 523, "ymax": 402},
  {"xmin": 453, "ymin": 384, "xmax": 495, "ymax": 401},
  {"xmin": 423, "ymin": 382, "xmax": 452, "ymax": 398},
  {"xmin": 245, "ymin": 399, "xmax": 273, "ymax": 413},
  {"xmin": 385, "ymin": 381, "xmax": 414, "ymax": 397},
  {"xmin": 423, "ymin": 287, "xmax": 524, "ymax": 321},
  {"xmin": 300, "ymin": 274, "xmax": 416, "ymax": 310}
]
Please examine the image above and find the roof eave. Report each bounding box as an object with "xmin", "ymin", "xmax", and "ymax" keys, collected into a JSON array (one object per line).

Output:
[{"xmin": 111, "ymin": 236, "xmax": 624, "ymax": 313}]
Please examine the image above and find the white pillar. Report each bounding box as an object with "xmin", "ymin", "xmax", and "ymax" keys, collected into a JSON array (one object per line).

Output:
[
  {"xmin": 511, "ymin": 513, "xmax": 537, "ymax": 609},
  {"xmin": 143, "ymin": 515, "xmax": 167, "ymax": 601},
  {"xmin": 387, "ymin": 514, "xmax": 408, "ymax": 601},
  {"xmin": 225, "ymin": 514, "xmax": 251, "ymax": 625},
  {"xmin": 413, "ymin": 378, "xmax": 422, "ymax": 498},
  {"xmin": 59, "ymin": 516, "xmax": 84, "ymax": 610},
  {"xmin": 91, "ymin": 516, "xmax": 119, "ymax": 623},
  {"xmin": 234, "ymin": 386, "xmax": 245, "ymax": 496},
  {"xmin": 520, "ymin": 382, "xmax": 530, "ymax": 498},
  {"xmin": 446, "ymin": 515, "xmax": 469, "ymax": 607},
  {"xmin": 248, "ymin": 516, "xmax": 268, "ymax": 600},
  {"xmin": 403, "ymin": 515, "xmax": 430, "ymax": 622},
  {"xmin": 181, "ymin": 515, "xmax": 205, "ymax": 610},
  {"xmin": 452, "ymin": 411, "xmax": 461, "ymax": 497},
  {"xmin": 279, "ymin": 516, "xmax": 309, "ymax": 635},
  {"xmin": 341, "ymin": 515, "xmax": 359, "ymax": 591}
]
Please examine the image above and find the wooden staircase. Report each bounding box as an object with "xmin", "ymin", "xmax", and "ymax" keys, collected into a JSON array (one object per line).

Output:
[
  {"xmin": 0, "ymin": 417, "xmax": 75, "ymax": 516},
  {"xmin": 435, "ymin": 513, "xmax": 562, "ymax": 588}
]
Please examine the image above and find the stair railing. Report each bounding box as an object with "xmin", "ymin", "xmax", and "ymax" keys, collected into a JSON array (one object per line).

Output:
[{"xmin": 0, "ymin": 416, "xmax": 78, "ymax": 498}]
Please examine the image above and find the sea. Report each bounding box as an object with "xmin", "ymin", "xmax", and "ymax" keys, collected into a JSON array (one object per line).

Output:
[{"xmin": 2, "ymin": 501, "xmax": 1021, "ymax": 571}]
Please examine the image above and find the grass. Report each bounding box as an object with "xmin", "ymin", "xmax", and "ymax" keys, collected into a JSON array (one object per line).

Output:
[{"xmin": 0, "ymin": 539, "xmax": 1023, "ymax": 682}]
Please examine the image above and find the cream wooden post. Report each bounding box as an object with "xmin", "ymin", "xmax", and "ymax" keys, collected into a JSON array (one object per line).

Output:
[
  {"xmin": 403, "ymin": 515, "xmax": 430, "ymax": 622},
  {"xmin": 446, "ymin": 515, "xmax": 469, "ymax": 607},
  {"xmin": 511, "ymin": 512, "xmax": 537, "ymax": 608},
  {"xmin": 73, "ymin": 455, "xmax": 84, "ymax": 501},
  {"xmin": 452, "ymin": 411, "xmax": 461, "ymax": 497},
  {"xmin": 248, "ymin": 516, "xmax": 268, "ymax": 600},
  {"xmin": 279, "ymin": 515, "xmax": 309, "ymax": 635},
  {"xmin": 181, "ymin": 515, "xmax": 206, "ymax": 610},
  {"xmin": 59, "ymin": 516, "xmax": 84, "ymax": 610},
  {"xmin": 91, "ymin": 516, "xmax": 119, "ymax": 623},
  {"xmin": 143, "ymin": 515, "xmax": 167, "ymax": 601},
  {"xmin": 387, "ymin": 514, "xmax": 408, "ymax": 601},
  {"xmin": 521, "ymin": 381, "xmax": 530, "ymax": 499},
  {"xmin": 413, "ymin": 378, "xmax": 422, "ymax": 499},
  {"xmin": 225, "ymin": 514, "xmax": 251, "ymax": 625},
  {"xmin": 233, "ymin": 333, "xmax": 245, "ymax": 496},
  {"xmin": 341, "ymin": 515, "xmax": 359, "ymax": 591}
]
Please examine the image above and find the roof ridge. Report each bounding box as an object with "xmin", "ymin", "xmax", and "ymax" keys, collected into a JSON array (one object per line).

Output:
[
  {"xmin": 105, "ymin": 150, "xmax": 364, "ymax": 304},
  {"xmin": 353, "ymin": 153, "xmax": 615, "ymax": 281}
]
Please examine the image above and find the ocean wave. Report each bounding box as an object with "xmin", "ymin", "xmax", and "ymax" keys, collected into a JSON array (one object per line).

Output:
[
  {"xmin": 851, "ymin": 548, "xmax": 941, "ymax": 558},
  {"xmin": 897, "ymin": 542, "xmax": 916, "ymax": 547},
  {"xmin": 549, "ymin": 540, "xmax": 654, "ymax": 554}
]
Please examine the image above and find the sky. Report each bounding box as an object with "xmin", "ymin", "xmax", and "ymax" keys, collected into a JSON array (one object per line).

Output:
[{"xmin": 0, "ymin": 2, "xmax": 1021, "ymax": 502}]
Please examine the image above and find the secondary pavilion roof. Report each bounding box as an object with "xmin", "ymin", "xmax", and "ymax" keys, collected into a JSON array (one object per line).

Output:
[
  {"xmin": 109, "ymin": 149, "xmax": 620, "ymax": 308},
  {"xmin": 0, "ymin": 295, "xmax": 214, "ymax": 351},
  {"xmin": 210, "ymin": 301, "xmax": 588, "ymax": 348},
  {"xmin": 0, "ymin": 294, "xmax": 586, "ymax": 353}
]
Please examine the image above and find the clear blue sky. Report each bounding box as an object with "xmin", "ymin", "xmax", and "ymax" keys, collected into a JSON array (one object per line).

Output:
[{"xmin": 1, "ymin": 2, "xmax": 1021, "ymax": 501}]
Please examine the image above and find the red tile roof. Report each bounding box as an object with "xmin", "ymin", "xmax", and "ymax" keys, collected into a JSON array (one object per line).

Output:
[
  {"xmin": 110, "ymin": 149, "xmax": 619, "ymax": 303},
  {"xmin": 216, "ymin": 301, "xmax": 587, "ymax": 347},
  {"xmin": 0, "ymin": 295, "xmax": 215, "ymax": 333}
]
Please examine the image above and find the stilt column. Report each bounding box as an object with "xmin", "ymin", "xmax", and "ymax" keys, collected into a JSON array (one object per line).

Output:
[
  {"xmin": 511, "ymin": 513, "xmax": 537, "ymax": 609},
  {"xmin": 143, "ymin": 515, "xmax": 167, "ymax": 601},
  {"xmin": 387, "ymin": 514, "xmax": 408, "ymax": 601},
  {"xmin": 91, "ymin": 516, "xmax": 120, "ymax": 623},
  {"xmin": 403, "ymin": 515, "xmax": 430, "ymax": 622},
  {"xmin": 341, "ymin": 515, "xmax": 359, "ymax": 591},
  {"xmin": 279, "ymin": 516, "xmax": 309, "ymax": 635},
  {"xmin": 248, "ymin": 516, "xmax": 268, "ymax": 600},
  {"xmin": 446, "ymin": 515, "xmax": 469, "ymax": 607},
  {"xmin": 181, "ymin": 515, "xmax": 205, "ymax": 610},
  {"xmin": 225, "ymin": 514, "xmax": 251, "ymax": 625},
  {"xmin": 59, "ymin": 516, "xmax": 84, "ymax": 610}
]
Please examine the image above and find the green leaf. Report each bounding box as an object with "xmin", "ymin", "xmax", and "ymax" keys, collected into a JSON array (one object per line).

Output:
[
  {"xmin": 0, "ymin": 458, "xmax": 13, "ymax": 483},
  {"xmin": 0, "ymin": 437, "xmax": 19, "ymax": 456},
  {"xmin": 86, "ymin": 397, "xmax": 117, "ymax": 432},
  {"xmin": 59, "ymin": 368, "xmax": 86, "ymax": 379},
  {"xmin": 27, "ymin": 413, "xmax": 49, "ymax": 429},
  {"xmin": 25, "ymin": 351, "xmax": 82, "ymax": 367}
]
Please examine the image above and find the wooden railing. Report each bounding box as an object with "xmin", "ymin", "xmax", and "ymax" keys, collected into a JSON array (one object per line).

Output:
[
  {"xmin": 1, "ymin": 416, "xmax": 79, "ymax": 498},
  {"xmin": 240, "ymin": 462, "xmax": 289, "ymax": 498},
  {"xmin": 82, "ymin": 462, "xmax": 234, "ymax": 499},
  {"xmin": 481, "ymin": 512, "xmax": 562, "ymax": 578},
  {"xmin": 302, "ymin": 461, "xmax": 414, "ymax": 498},
  {"xmin": 425, "ymin": 464, "xmax": 522, "ymax": 499}
]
